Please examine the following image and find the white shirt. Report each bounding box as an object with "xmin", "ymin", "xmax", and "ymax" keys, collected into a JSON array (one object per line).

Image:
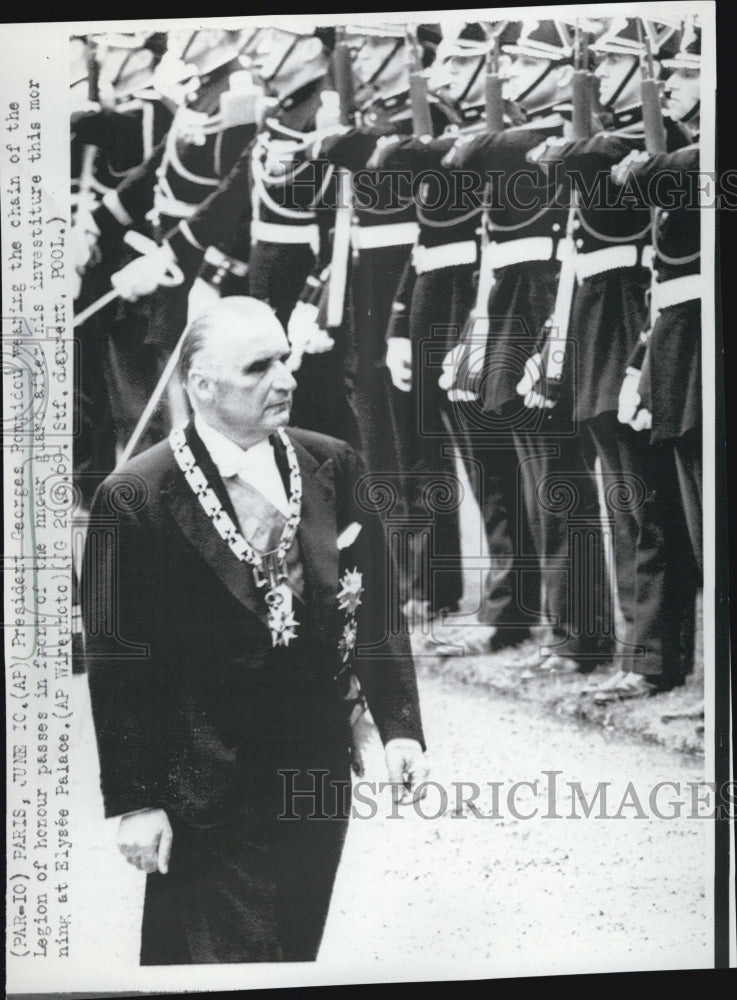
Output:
[{"xmin": 194, "ymin": 414, "xmax": 290, "ymax": 516}]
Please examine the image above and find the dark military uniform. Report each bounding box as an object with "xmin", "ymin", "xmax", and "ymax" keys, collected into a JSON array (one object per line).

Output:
[
  {"xmin": 631, "ymin": 142, "xmax": 702, "ymax": 570},
  {"xmin": 78, "ymin": 57, "xmax": 256, "ymax": 469},
  {"xmin": 72, "ymin": 89, "xmax": 174, "ymax": 506},
  {"xmin": 551, "ymin": 115, "xmax": 693, "ymax": 685},
  {"xmin": 380, "ymin": 108, "xmax": 489, "ymax": 617},
  {"xmin": 457, "ymin": 115, "xmax": 614, "ymax": 659},
  {"xmin": 318, "ymin": 95, "xmax": 454, "ymax": 608},
  {"xmin": 175, "ymin": 76, "xmax": 355, "ymax": 438},
  {"xmin": 617, "ymin": 140, "xmax": 702, "ymax": 683}
]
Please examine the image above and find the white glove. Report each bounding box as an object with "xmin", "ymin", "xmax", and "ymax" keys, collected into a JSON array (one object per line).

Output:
[
  {"xmin": 187, "ymin": 276, "xmax": 221, "ymax": 324},
  {"xmin": 110, "ymin": 243, "xmax": 184, "ymax": 302},
  {"xmin": 438, "ymin": 342, "xmax": 481, "ymax": 402},
  {"xmin": 516, "ymin": 352, "xmax": 555, "ymax": 409},
  {"xmin": 516, "ymin": 351, "xmax": 543, "ymax": 397},
  {"xmin": 611, "ymin": 149, "xmax": 649, "ymax": 186},
  {"xmin": 386, "ymin": 337, "xmax": 413, "ymax": 392},
  {"xmin": 629, "ymin": 407, "xmax": 652, "ymax": 432},
  {"xmin": 287, "ymin": 302, "xmax": 334, "ymax": 371},
  {"xmin": 617, "ymin": 369, "xmax": 642, "ymax": 425},
  {"xmin": 71, "ymin": 206, "xmax": 101, "ymax": 280}
]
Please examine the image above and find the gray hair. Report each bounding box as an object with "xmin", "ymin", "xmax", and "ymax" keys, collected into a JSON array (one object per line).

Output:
[{"xmin": 178, "ymin": 296, "xmax": 283, "ymax": 387}]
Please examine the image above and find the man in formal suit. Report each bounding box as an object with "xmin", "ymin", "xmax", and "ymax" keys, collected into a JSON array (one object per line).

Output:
[{"xmin": 82, "ymin": 296, "xmax": 428, "ymax": 965}]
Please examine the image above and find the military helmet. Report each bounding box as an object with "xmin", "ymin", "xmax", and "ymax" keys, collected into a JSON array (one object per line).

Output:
[
  {"xmin": 502, "ymin": 20, "xmax": 575, "ymax": 62},
  {"xmin": 588, "ymin": 16, "xmax": 681, "ymax": 59},
  {"xmin": 661, "ymin": 17, "xmax": 701, "ymax": 69}
]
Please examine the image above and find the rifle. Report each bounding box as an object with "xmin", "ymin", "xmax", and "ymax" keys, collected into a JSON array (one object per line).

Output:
[
  {"xmin": 325, "ymin": 26, "xmax": 355, "ymax": 329},
  {"xmin": 540, "ymin": 22, "xmax": 594, "ymax": 394},
  {"xmin": 406, "ymin": 25, "xmax": 434, "ymax": 138},
  {"xmin": 638, "ymin": 19, "xmax": 668, "ymax": 155},
  {"xmin": 637, "ymin": 17, "xmax": 667, "ymax": 335},
  {"xmin": 483, "ymin": 23, "xmax": 505, "ymax": 133}
]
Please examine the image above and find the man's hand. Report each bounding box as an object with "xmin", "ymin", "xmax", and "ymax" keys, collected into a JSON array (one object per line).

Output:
[
  {"xmin": 610, "ymin": 149, "xmax": 649, "ymax": 186},
  {"xmin": 618, "ymin": 368, "xmax": 651, "ymax": 430},
  {"xmin": 367, "ymin": 134, "xmax": 403, "ymax": 169},
  {"xmin": 386, "ymin": 337, "xmax": 413, "ymax": 392},
  {"xmin": 438, "ymin": 342, "xmax": 481, "ymax": 402},
  {"xmin": 516, "ymin": 351, "xmax": 556, "ymax": 409},
  {"xmin": 71, "ymin": 206, "xmax": 101, "ymax": 289},
  {"xmin": 117, "ymin": 808, "xmax": 173, "ymax": 875},
  {"xmin": 110, "ymin": 243, "xmax": 183, "ymax": 302},
  {"xmin": 526, "ymin": 135, "xmax": 567, "ymax": 168},
  {"xmin": 628, "ymin": 406, "xmax": 652, "ymax": 432},
  {"xmin": 287, "ymin": 301, "xmax": 335, "ymax": 371},
  {"xmin": 385, "ymin": 738, "xmax": 429, "ymax": 806}
]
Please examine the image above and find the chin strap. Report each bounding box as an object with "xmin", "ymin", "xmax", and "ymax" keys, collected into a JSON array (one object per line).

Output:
[
  {"xmin": 363, "ymin": 37, "xmax": 405, "ymax": 92},
  {"xmin": 680, "ymin": 99, "xmax": 701, "ymax": 125},
  {"xmin": 457, "ymin": 55, "xmax": 486, "ymax": 107},
  {"xmin": 516, "ymin": 60, "xmax": 559, "ymax": 107},
  {"xmin": 261, "ymin": 34, "xmax": 303, "ymax": 85},
  {"xmin": 603, "ymin": 57, "xmax": 640, "ymax": 115}
]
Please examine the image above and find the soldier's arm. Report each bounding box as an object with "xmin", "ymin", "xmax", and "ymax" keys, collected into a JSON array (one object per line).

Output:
[
  {"xmin": 164, "ymin": 145, "xmax": 254, "ymax": 281},
  {"xmin": 320, "ymin": 128, "xmax": 384, "ymax": 172},
  {"xmin": 91, "ymin": 138, "xmax": 167, "ymax": 240}
]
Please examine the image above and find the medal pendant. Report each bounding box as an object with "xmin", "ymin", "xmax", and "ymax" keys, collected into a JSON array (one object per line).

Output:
[{"xmin": 265, "ymin": 582, "xmax": 300, "ymax": 647}]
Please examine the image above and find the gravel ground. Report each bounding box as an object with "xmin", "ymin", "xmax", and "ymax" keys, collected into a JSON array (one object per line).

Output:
[{"xmin": 67, "ymin": 667, "xmax": 711, "ymax": 989}]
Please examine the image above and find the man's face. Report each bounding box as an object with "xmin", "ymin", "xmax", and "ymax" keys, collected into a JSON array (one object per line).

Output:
[
  {"xmin": 351, "ymin": 34, "xmax": 408, "ymax": 96},
  {"xmin": 595, "ymin": 53, "xmax": 641, "ymax": 109},
  {"xmin": 193, "ymin": 319, "xmax": 296, "ymax": 447},
  {"xmin": 665, "ymin": 68, "xmax": 700, "ymax": 122},
  {"xmin": 248, "ymin": 28, "xmax": 301, "ymax": 91},
  {"xmin": 504, "ymin": 54, "xmax": 556, "ymax": 108},
  {"xmin": 430, "ymin": 52, "xmax": 485, "ymax": 106}
]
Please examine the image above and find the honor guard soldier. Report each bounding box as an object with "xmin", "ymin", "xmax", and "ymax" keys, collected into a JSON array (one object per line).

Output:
[
  {"xmin": 376, "ymin": 21, "xmax": 528, "ymax": 639},
  {"xmin": 72, "ymin": 28, "xmax": 258, "ymax": 480},
  {"xmin": 71, "ymin": 32, "xmax": 171, "ymax": 227},
  {"xmin": 72, "ymin": 31, "xmax": 173, "ymax": 508},
  {"xmin": 308, "ymin": 24, "xmax": 453, "ymax": 579},
  {"xmin": 446, "ymin": 19, "xmax": 616, "ymax": 668},
  {"xmin": 594, "ymin": 18, "xmax": 703, "ymax": 702},
  {"xmin": 125, "ymin": 26, "xmax": 353, "ymax": 438},
  {"xmin": 531, "ymin": 16, "xmax": 691, "ymax": 695}
]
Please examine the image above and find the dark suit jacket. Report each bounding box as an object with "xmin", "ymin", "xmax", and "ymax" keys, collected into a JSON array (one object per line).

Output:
[{"xmin": 82, "ymin": 422, "xmax": 424, "ymax": 828}]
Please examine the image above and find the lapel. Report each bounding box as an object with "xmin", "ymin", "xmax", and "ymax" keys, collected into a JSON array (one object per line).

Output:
[
  {"xmin": 161, "ymin": 422, "xmax": 269, "ymax": 629},
  {"xmin": 274, "ymin": 430, "xmax": 339, "ymax": 636},
  {"xmin": 161, "ymin": 423, "xmax": 339, "ymax": 636}
]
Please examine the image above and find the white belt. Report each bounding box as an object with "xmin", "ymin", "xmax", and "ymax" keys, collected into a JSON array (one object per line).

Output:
[
  {"xmin": 412, "ymin": 240, "xmax": 477, "ymax": 274},
  {"xmin": 350, "ymin": 221, "xmax": 419, "ymax": 251},
  {"xmin": 575, "ymin": 244, "xmax": 642, "ymax": 281},
  {"xmin": 251, "ymin": 219, "xmax": 319, "ymax": 255},
  {"xmin": 652, "ymin": 274, "xmax": 701, "ymax": 312},
  {"xmin": 481, "ymin": 236, "xmax": 563, "ymax": 272}
]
